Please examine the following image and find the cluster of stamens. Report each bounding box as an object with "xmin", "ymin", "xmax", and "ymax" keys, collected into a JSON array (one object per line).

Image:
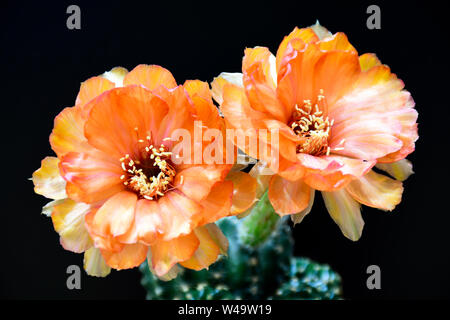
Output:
[
  {"xmin": 119, "ymin": 130, "xmax": 176, "ymax": 200},
  {"xmin": 289, "ymin": 89, "xmax": 334, "ymax": 156}
]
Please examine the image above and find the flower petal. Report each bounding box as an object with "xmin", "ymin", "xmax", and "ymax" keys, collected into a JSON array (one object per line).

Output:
[
  {"xmin": 211, "ymin": 72, "xmax": 243, "ymax": 105},
  {"xmin": 183, "ymin": 79, "xmax": 213, "ymax": 103},
  {"xmin": 322, "ymin": 189, "xmax": 364, "ymax": 241},
  {"xmin": 291, "ymin": 188, "xmax": 315, "ymax": 225},
  {"xmin": 180, "ymin": 224, "xmax": 227, "ymax": 271},
  {"xmin": 157, "ymin": 191, "xmax": 203, "ymax": 241},
  {"xmin": 100, "ymin": 66, "xmax": 128, "ymax": 87},
  {"xmin": 51, "ymin": 199, "xmax": 92, "ymax": 253},
  {"xmin": 60, "ymin": 152, "xmax": 124, "ymax": 203},
  {"xmin": 123, "ymin": 64, "xmax": 177, "ymax": 90},
  {"xmin": 268, "ymin": 174, "xmax": 311, "ymax": 216},
  {"xmin": 174, "ymin": 165, "xmax": 229, "ymax": 202},
  {"xmin": 197, "ymin": 181, "xmax": 233, "ymax": 225},
  {"xmin": 75, "ymin": 76, "xmax": 115, "ymax": 107},
  {"xmin": 83, "ymin": 247, "xmax": 111, "ymax": 277},
  {"xmin": 92, "ymin": 191, "xmax": 137, "ymax": 237},
  {"xmin": 100, "ymin": 243, "xmax": 148, "ymax": 270},
  {"xmin": 346, "ymin": 170, "xmax": 403, "ymax": 211},
  {"xmin": 226, "ymin": 171, "xmax": 257, "ymax": 215},
  {"xmin": 84, "ymin": 86, "xmax": 170, "ymax": 159},
  {"xmin": 375, "ymin": 159, "xmax": 414, "ymax": 182},
  {"xmin": 150, "ymin": 232, "xmax": 199, "ymax": 276},
  {"xmin": 49, "ymin": 106, "xmax": 92, "ymax": 158},
  {"xmin": 32, "ymin": 157, "xmax": 66, "ymax": 200}
]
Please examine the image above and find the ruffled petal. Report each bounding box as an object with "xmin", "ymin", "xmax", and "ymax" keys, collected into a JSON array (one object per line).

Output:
[
  {"xmin": 180, "ymin": 224, "xmax": 227, "ymax": 271},
  {"xmin": 359, "ymin": 53, "xmax": 381, "ymax": 72},
  {"xmin": 276, "ymin": 27, "xmax": 319, "ymax": 74},
  {"xmin": 51, "ymin": 199, "xmax": 92, "ymax": 253},
  {"xmin": 268, "ymin": 174, "xmax": 311, "ymax": 216},
  {"xmin": 150, "ymin": 232, "xmax": 200, "ymax": 276},
  {"xmin": 100, "ymin": 243, "xmax": 148, "ymax": 270},
  {"xmin": 133, "ymin": 199, "xmax": 163, "ymax": 246},
  {"xmin": 375, "ymin": 159, "xmax": 414, "ymax": 182},
  {"xmin": 322, "ymin": 189, "xmax": 364, "ymax": 241},
  {"xmin": 123, "ymin": 64, "xmax": 177, "ymax": 90},
  {"xmin": 32, "ymin": 157, "xmax": 66, "ymax": 200},
  {"xmin": 329, "ymin": 65, "xmax": 417, "ymax": 162},
  {"xmin": 83, "ymin": 247, "xmax": 111, "ymax": 277},
  {"xmin": 346, "ymin": 170, "xmax": 403, "ymax": 211}
]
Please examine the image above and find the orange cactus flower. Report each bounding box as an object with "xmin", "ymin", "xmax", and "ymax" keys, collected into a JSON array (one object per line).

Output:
[
  {"xmin": 212, "ymin": 23, "xmax": 418, "ymax": 241},
  {"xmin": 32, "ymin": 65, "xmax": 256, "ymax": 277}
]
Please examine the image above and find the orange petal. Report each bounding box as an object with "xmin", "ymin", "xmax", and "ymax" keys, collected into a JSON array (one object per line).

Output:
[
  {"xmin": 183, "ymin": 79, "xmax": 213, "ymax": 103},
  {"xmin": 60, "ymin": 152, "xmax": 124, "ymax": 204},
  {"xmin": 84, "ymin": 86, "xmax": 170, "ymax": 158},
  {"xmin": 268, "ymin": 174, "xmax": 311, "ymax": 216},
  {"xmin": 346, "ymin": 170, "xmax": 403, "ymax": 211},
  {"xmin": 32, "ymin": 157, "xmax": 66, "ymax": 200},
  {"xmin": 150, "ymin": 232, "xmax": 200, "ymax": 276},
  {"xmin": 50, "ymin": 106, "xmax": 92, "ymax": 158},
  {"xmin": 51, "ymin": 199, "xmax": 92, "ymax": 253},
  {"xmin": 318, "ymin": 32, "xmax": 357, "ymax": 53},
  {"xmin": 157, "ymin": 191, "xmax": 203, "ymax": 241},
  {"xmin": 276, "ymin": 27, "xmax": 319, "ymax": 74},
  {"xmin": 180, "ymin": 224, "xmax": 227, "ymax": 271},
  {"xmin": 359, "ymin": 53, "xmax": 381, "ymax": 71},
  {"xmin": 322, "ymin": 189, "xmax": 364, "ymax": 241},
  {"xmin": 174, "ymin": 165, "xmax": 229, "ymax": 202},
  {"xmin": 84, "ymin": 209, "xmax": 124, "ymax": 253},
  {"xmin": 130, "ymin": 199, "xmax": 163, "ymax": 245},
  {"xmin": 375, "ymin": 159, "xmax": 414, "ymax": 182},
  {"xmin": 226, "ymin": 171, "xmax": 257, "ymax": 215},
  {"xmin": 301, "ymin": 155, "xmax": 376, "ymax": 191},
  {"xmin": 123, "ymin": 64, "xmax": 177, "ymax": 90},
  {"xmin": 92, "ymin": 191, "xmax": 137, "ymax": 237},
  {"xmin": 83, "ymin": 247, "xmax": 111, "ymax": 277},
  {"xmin": 101, "ymin": 243, "xmax": 148, "ymax": 270},
  {"xmin": 75, "ymin": 76, "xmax": 115, "ymax": 107},
  {"xmin": 211, "ymin": 72, "xmax": 243, "ymax": 105},
  {"xmin": 291, "ymin": 188, "xmax": 315, "ymax": 225},
  {"xmin": 197, "ymin": 180, "xmax": 233, "ymax": 225}
]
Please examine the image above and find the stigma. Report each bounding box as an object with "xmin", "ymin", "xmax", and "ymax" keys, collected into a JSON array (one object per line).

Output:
[
  {"xmin": 119, "ymin": 133, "xmax": 176, "ymax": 200},
  {"xmin": 289, "ymin": 89, "xmax": 333, "ymax": 156}
]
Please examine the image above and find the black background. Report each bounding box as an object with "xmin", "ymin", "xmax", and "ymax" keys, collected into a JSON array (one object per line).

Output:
[{"xmin": 1, "ymin": 0, "xmax": 449, "ymax": 299}]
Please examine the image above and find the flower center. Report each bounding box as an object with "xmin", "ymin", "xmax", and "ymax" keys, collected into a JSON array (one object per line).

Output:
[
  {"xmin": 289, "ymin": 89, "xmax": 334, "ymax": 156},
  {"xmin": 119, "ymin": 134, "xmax": 176, "ymax": 200}
]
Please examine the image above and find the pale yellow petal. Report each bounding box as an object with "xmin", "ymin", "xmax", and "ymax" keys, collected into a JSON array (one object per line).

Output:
[
  {"xmin": 83, "ymin": 247, "xmax": 111, "ymax": 277},
  {"xmin": 211, "ymin": 72, "xmax": 243, "ymax": 105},
  {"xmin": 32, "ymin": 157, "xmax": 66, "ymax": 200},
  {"xmin": 346, "ymin": 170, "xmax": 403, "ymax": 211},
  {"xmin": 100, "ymin": 66, "xmax": 128, "ymax": 87},
  {"xmin": 322, "ymin": 189, "xmax": 364, "ymax": 241},
  {"xmin": 51, "ymin": 199, "xmax": 92, "ymax": 253},
  {"xmin": 375, "ymin": 159, "xmax": 414, "ymax": 182}
]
